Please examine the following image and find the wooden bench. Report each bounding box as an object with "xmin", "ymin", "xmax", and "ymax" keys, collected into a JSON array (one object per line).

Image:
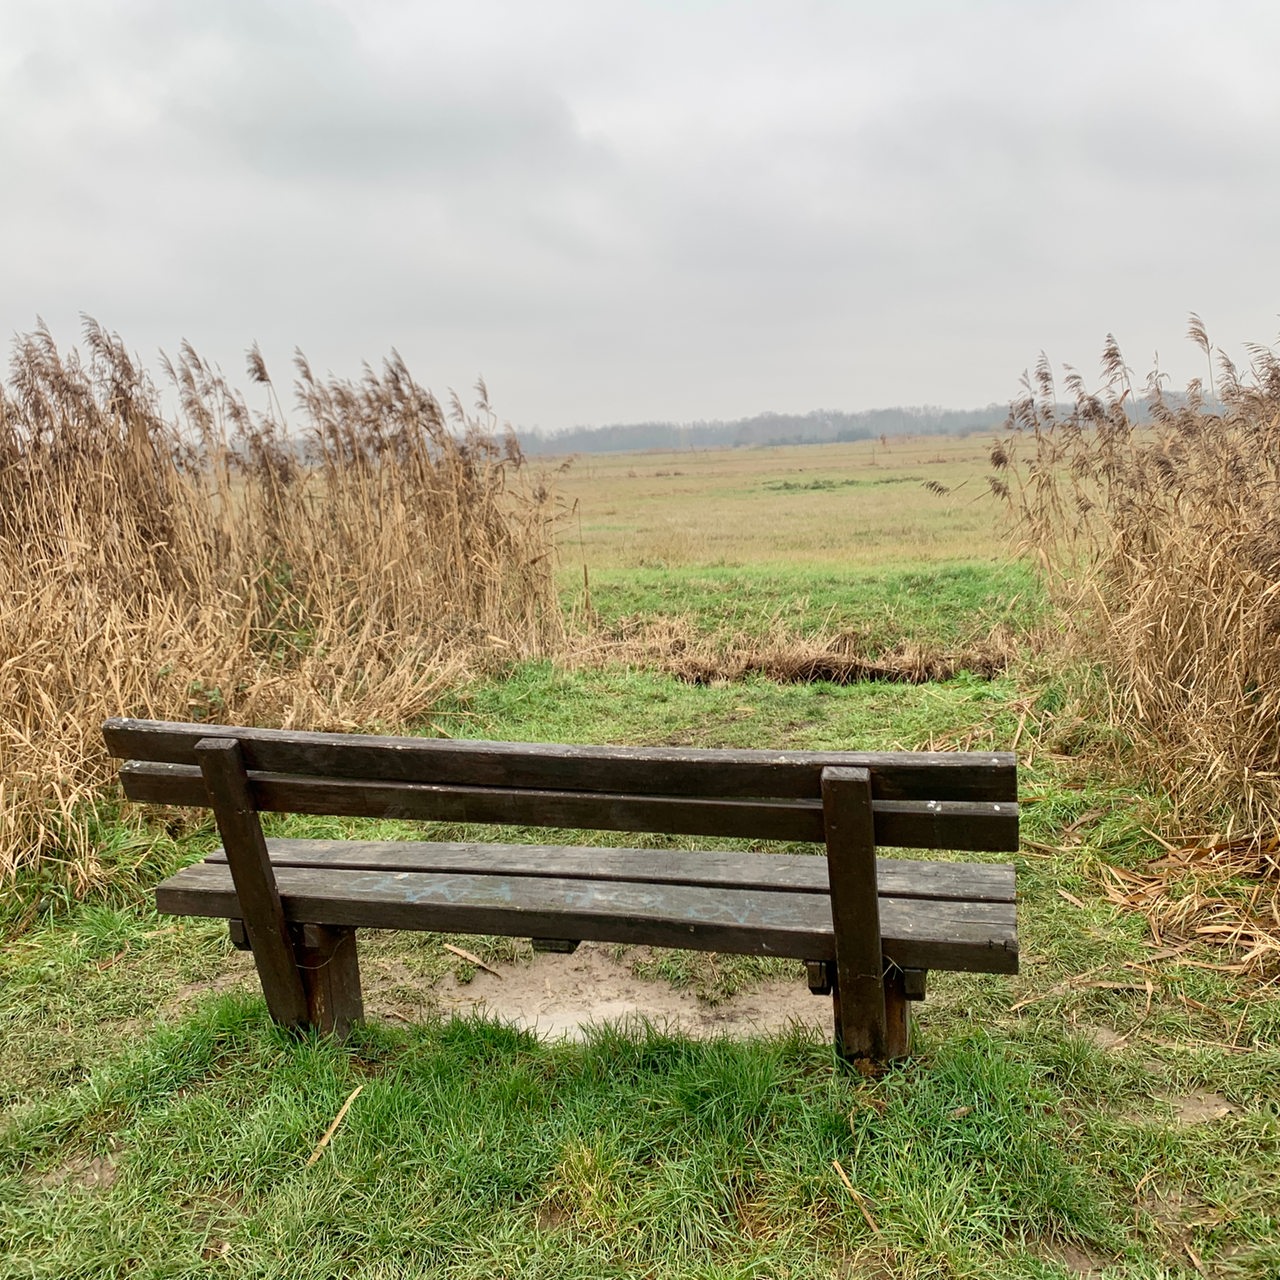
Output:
[{"xmin": 103, "ymin": 717, "xmax": 1019, "ymax": 1063}]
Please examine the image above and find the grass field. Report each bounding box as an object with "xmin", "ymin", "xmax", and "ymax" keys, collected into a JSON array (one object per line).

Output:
[
  {"xmin": 554, "ymin": 435, "xmax": 1005, "ymax": 570},
  {"xmin": 3, "ymin": 435, "xmax": 1278, "ymax": 1279}
]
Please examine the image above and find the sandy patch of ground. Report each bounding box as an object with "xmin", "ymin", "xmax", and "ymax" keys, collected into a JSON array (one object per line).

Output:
[
  {"xmin": 39, "ymin": 1150, "xmax": 119, "ymax": 1192},
  {"xmin": 1042, "ymin": 1241, "xmax": 1112, "ymax": 1277},
  {"xmin": 167, "ymin": 939, "xmax": 833, "ymax": 1044},
  {"xmin": 1122, "ymin": 1089, "xmax": 1236, "ymax": 1129},
  {"xmin": 1077, "ymin": 1024, "xmax": 1128, "ymax": 1051},
  {"xmin": 374, "ymin": 943, "xmax": 832, "ymax": 1043},
  {"xmin": 1162, "ymin": 1091, "xmax": 1235, "ymax": 1125}
]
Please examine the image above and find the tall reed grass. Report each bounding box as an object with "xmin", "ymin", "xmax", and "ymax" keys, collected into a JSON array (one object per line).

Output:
[
  {"xmin": 0, "ymin": 321, "xmax": 564, "ymax": 892},
  {"xmin": 995, "ymin": 320, "xmax": 1280, "ymax": 838}
]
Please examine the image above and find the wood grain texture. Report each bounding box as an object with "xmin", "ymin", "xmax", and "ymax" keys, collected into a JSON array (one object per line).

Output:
[
  {"xmin": 104, "ymin": 718, "xmax": 1017, "ymax": 801},
  {"xmin": 207, "ymin": 839, "xmax": 1017, "ymax": 902},
  {"xmin": 821, "ymin": 767, "xmax": 888, "ymax": 1060},
  {"xmin": 195, "ymin": 739, "xmax": 308, "ymax": 1028},
  {"xmin": 120, "ymin": 763, "xmax": 1018, "ymax": 850},
  {"xmin": 883, "ymin": 965, "xmax": 911, "ymax": 1059},
  {"xmin": 155, "ymin": 861, "xmax": 1018, "ymax": 972},
  {"xmin": 292, "ymin": 924, "xmax": 363, "ymax": 1039}
]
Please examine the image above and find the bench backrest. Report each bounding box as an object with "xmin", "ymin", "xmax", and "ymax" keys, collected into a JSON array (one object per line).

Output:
[{"xmin": 104, "ymin": 718, "xmax": 1018, "ymax": 852}]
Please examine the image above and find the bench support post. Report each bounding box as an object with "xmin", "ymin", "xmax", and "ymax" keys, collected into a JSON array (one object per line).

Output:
[
  {"xmin": 196, "ymin": 738, "xmax": 309, "ymax": 1030},
  {"xmin": 809, "ymin": 958, "xmax": 914, "ymax": 1059},
  {"xmin": 293, "ymin": 924, "xmax": 364, "ymax": 1039},
  {"xmin": 821, "ymin": 766, "xmax": 892, "ymax": 1063},
  {"xmin": 228, "ymin": 918, "xmax": 364, "ymax": 1038},
  {"xmin": 882, "ymin": 964, "xmax": 911, "ymax": 1060}
]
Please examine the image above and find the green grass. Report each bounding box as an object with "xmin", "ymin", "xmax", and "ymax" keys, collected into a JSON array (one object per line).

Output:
[
  {"xmin": 550, "ymin": 434, "xmax": 1010, "ymax": 569},
  {"xmin": 1, "ymin": 972, "xmax": 1276, "ymax": 1279},
  {"xmin": 431, "ymin": 660, "xmax": 1022, "ymax": 753},
  {"xmin": 576, "ymin": 561, "xmax": 1042, "ymax": 651},
  {"xmin": 760, "ymin": 474, "xmax": 924, "ymax": 491},
  {"xmin": 4, "ymin": 551, "xmax": 1279, "ymax": 1278}
]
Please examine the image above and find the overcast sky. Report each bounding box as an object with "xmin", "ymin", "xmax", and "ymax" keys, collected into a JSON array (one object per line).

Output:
[{"xmin": 3, "ymin": 0, "xmax": 1277, "ymax": 432}]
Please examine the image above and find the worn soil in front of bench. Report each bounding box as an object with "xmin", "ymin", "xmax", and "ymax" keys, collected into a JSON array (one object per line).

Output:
[
  {"xmin": 174, "ymin": 941, "xmax": 831, "ymax": 1043},
  {"xmin": 419, "ymin": 944, "xmax": 831, "ymax": 1042}
]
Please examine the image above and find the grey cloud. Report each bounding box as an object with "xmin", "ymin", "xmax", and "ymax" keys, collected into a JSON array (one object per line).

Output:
[
  {"xmin": 169, "ymin": 51, "xmax": 597, "ymax": 187},
  {"xmin": 3, "ymin": 0, "xmax": 1279, "ymax": 427}
]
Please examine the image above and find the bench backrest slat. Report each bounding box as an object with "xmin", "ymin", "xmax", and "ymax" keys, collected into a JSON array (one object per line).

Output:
[
  {"xmin": 117, "ymin": 760, "xmax": 1018, "ymax": 851},
  {"xmin": 104, "ymin": 718, "xmax": 1016, "ymax": 802}
]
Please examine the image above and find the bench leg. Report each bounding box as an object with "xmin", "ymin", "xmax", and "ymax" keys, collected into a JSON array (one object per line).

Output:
[
  {"xmin": 197, "ymin": 738, "xmax": 308, "ymax": 1029},
  {"xmin": 881, "ymin": 965, "xmax": 911, "ymax": 1061},
  {"xmin": 291, "ymin": 924, "xmax": 364, "ymax": 1040},
  {"xmin": 821, "ymin": 767, "xmax": 890, "ymax": 1063},
  {"xmin": 826, "ymin": 961, "xmax": 913, "ymax": 1065}
]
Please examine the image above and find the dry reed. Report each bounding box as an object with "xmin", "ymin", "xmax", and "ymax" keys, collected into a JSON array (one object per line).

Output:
[
  {"xmin": 0, "ymin": 321, "xmax": 564, "ymax": 891},
  {"xmin": 1100, "ymin": 835, "xmax": 1280, "ymax": 976},
  {"xmin": 995, "ymin": 320, "xmax": 1280, "ymax": 966},
  {"xmin": 996, "ymin": 323, "xmax": 1280, "ymax": 832}
]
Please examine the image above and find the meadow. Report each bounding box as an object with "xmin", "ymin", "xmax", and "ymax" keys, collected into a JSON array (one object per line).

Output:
[
  {"xmin": 1, "ymin": 333, "xmax": 1278, "ymax": 1279},
  {"xmin": 553, "ymin": 434, "xmax": 1006, "ymax": 571}
]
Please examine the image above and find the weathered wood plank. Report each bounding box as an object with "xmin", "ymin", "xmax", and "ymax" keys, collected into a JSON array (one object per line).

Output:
[
  {"xmin": 821, "ymin": 767, "xmax": 888, "ymax": 1060},
  {"xmin": 207, "ymin": 839, "xmax": 1018, "ymax": 902},
  {"xmin": 195, "ymin": 739, "xmax": 308, "ymax": 1028},
  {"xmin": 155, "ymin": 862, "xmax": 1019, "ymax": 973},
  {"xmin": 104, "ymin": 718, "xmax": 1017, "ymax": 801},
  {"xmin": 120, "ymin": 763, "xmax": 1018, "ymax": 850}
]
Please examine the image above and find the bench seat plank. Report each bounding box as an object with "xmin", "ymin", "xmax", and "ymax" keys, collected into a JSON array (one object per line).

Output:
[
  {"xmin": 157, "ymin": 861, "xmax": 1019, "ymax": 973},
  {"xmin": 206, "ymin": 839, "xmax": 1017, "ymax": 903}
]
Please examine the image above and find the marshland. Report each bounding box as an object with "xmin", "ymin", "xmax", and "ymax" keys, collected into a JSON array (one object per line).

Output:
[{"xmin": 1, "ymin": 321, "xmax": 1277, "ymax": 1279}]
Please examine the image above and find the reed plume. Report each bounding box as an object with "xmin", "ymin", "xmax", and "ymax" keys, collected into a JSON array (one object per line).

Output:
[
  {"xmin": 995, "ymin": 319, "xmax": 1280, "ymax": 838},
  {"xmin": 0, "ymin": 320, "xmax": 565, "ymax": 892}
]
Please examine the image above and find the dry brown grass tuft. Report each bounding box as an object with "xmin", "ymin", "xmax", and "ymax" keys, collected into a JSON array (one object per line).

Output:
[
  {"xmin": 996, "ymin": 322, "xmax": 1280, "ymax": 841},
  {"xmin": 1100, "ymin": 835, "xmax": 1280, "ymax": 976},
  {"xmin": 573, "ymin": 615, "xmax": 1018, "ymax": 686},
  {"xmin": 0, "ymin": 321, "xmax": 564, "ymax": 890}
]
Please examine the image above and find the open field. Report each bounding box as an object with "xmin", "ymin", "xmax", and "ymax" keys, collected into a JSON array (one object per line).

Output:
[
  {"xmin": 3, "ymin": 428, "xmax": 1279, "ymax": 1279},
  {"xmin": 551, "ymin": 434, "xmax": 1006, "ymax": 570}
]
